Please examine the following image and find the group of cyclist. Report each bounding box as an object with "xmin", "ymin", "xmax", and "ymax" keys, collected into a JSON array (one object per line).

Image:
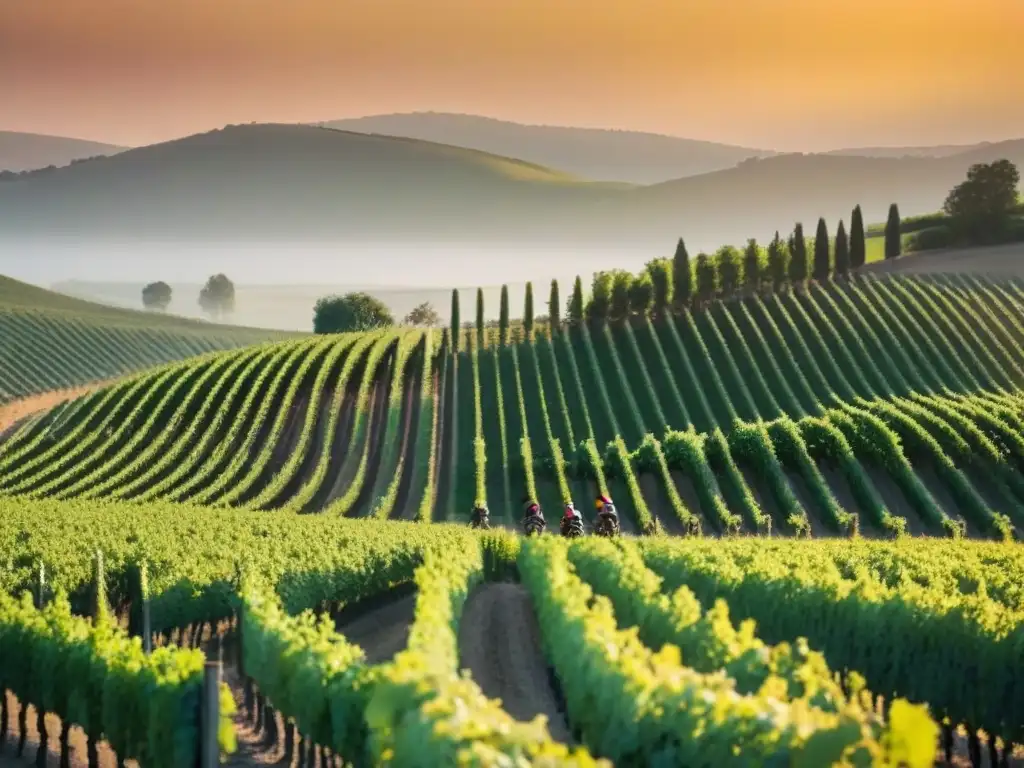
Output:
[{"xmin": 470, "ymin": 494, "xmax": 620, "ymax": 537}]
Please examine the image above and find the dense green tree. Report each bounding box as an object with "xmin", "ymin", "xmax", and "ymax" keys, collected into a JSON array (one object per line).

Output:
[
  {"xmin": 884, "ymin": 203, "xmax": 901, "ymax": 259},
  {"xmin": 812, "ymin": 218, "xmax": 831, "ymax": 281},
  {"xmin": 524, "ymin": 281, "xmax": 535, "ymax": 339},
  {"xmin": 646, "ymin": 258, "xmax": 672, "ymax": 315},
  {"xmin": 767, "ymin": 232, "xmax": 787, "ymax": 291},
  {"xmin": 548, "ymin": 279, "xmax": 560, "ymax": 335},
  {"xmin": 314, "ymin": 292, "xmax": 394, "ymax": 334},
  {"xmin": 716, "ymin": 246, "xmax": 741, "ymax": 298},
  {"xmin": 629, "ymin": 271, "xmax": 654, "ymax": 316},
  {"xmin": 569, "ymin": 276, "xmax": 584, "ymax": 324},
  {"xmin": 609, "ymin": 270, "xmax": 633, "ymax": 321},
  {"xmin": 499, "ymin": 285, "xmax": 510, "ymax": 346},
  {"xmin": 586, "ymin": 272, "xmax": 614, "ymax": 322},
  {"xmin": 742, "ymin": 239, "xmax": 761, "ymax": 293},
  {"xmin": 198, "ymin": 274, "xmax": 235, "ymax": 319},
  {"xmin": 834, "ymin": 220, "xmax": 850, "ymax": 278},
  {"xmin": 788, "ymin": 223, "xmax": 808, "ymax": 285},
  {"xmin": 475, "ymin": 289, "xmax": 485, "ymax": 347},
  {"xmin": 694, "ymin": 253, "xmax": 716, "ymax": 306},
  {"xmin": 449, "ymin": 290, "xmax": 461, "ymax": 352},
  {"xmin": 943, "ymin": 159, "xmax": 1021, "ymax": 241},
  {"xmin": 671, "ymin": 237, "xmax": 692, "ymax": 310},
  {"xmin": 849, "ymin": 205, "xmax": 866, "ymax": 269},
  {"xmin": 142, "ymin": 281, "xmax": 172, "ymax": 312}
]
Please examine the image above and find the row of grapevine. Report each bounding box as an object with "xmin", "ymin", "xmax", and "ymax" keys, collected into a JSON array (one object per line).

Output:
[
  {"xmin": 640, "ymin": 537, "xmax": 1024, "ymax": 746},
  {"xmin": 518, "ymin": 537, "xmax": 936, "ymax": 766},
  {"xmin": 0, "ymin": 302, "xmax": 293, "ymax": 404}
]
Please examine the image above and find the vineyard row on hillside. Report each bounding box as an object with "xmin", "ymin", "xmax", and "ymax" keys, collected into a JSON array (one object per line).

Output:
[
  {"xmin": 5, "ymin": 274, "xmax": 1024, "ymax": 541},
  {"xmin": 0, "ymin": 306, "xmax": 296, "ymax": 405}
]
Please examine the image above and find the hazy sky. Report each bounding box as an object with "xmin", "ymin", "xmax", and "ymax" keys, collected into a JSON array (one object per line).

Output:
[{"xmin": 2, "ymin": 0, "xmax": 1021, "ymax": 151}]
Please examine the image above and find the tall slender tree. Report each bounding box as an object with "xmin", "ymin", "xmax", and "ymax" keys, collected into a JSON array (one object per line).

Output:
[
  {"xmin": 450, "ymin": 289, "xmax": 461, "ymax": 353},
  {"xmin": 671, "ymin": 237, "xmax": 692, "ymax": 309},
  {"xmin": 849, "ymin": 204, "xmax": 866, "ymax": 270},
  {"xmin": 548, "ymin": 279, "xmax": 561, "ymax": 335},
  {"xmin": 742, "ymin": 239, "xmax": 761, "ymax": 293},
  {"xmin": 767, "ymin": 232, "xmax": 787, "ymax": 291},
  {"xmin": 884, "ymin": 203, "xmax": 902, "ymax": 260},
  {"xmin": 475, "ymin": 288, "xmax": 485, "ymax": 348},
  {"xmin": 524, "ymin": 281, "xmax": 535, "ymax": 339},
  {"xmin": 834, "ymin": 220, "xmax": 850, "ymax": 278},
  {"xmin": 569, "ymin": 276, "xmax": 584, "ymax": 325},
  {"xmin": 499, "ymin": 285, "xmax": 510, "ymax": 346},
  {"xmin": 788, "ymin": 223, "xmax": 808, "ymax": 286},
  {"xmin": 812, "ymin": 218, "xmax": 831, "ymax": 281}
]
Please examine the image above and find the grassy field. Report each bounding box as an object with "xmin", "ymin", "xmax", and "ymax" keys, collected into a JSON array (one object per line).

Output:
[
  {"xmin": 0, "ymin": 274, "xmax": 299, "ymax": 406},
  {"xmin": 1, "ymin": 269, "xmax": 1022, "ymax": 766}
]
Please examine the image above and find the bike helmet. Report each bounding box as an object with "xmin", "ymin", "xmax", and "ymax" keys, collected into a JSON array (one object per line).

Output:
[
  {"xmin": 595, "ymin": 494, "xmax": 612, "ymax": 509},
  {"xmin": 564, "ymin": 503, "xmax": 576, "ymax": 515}
]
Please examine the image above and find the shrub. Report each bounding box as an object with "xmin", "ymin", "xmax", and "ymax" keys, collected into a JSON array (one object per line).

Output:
[{"xmin": 906, "ymin": 225, "xmax": 953, "ymax": 253}]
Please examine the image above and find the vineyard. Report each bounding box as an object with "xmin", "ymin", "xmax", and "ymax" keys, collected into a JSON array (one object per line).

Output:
[
  {"xmin": 0, "ymin": 275, "xmax": 296, "ymax": 406},
  {"xmin": 6, "ymin": 273, "xmax": 1024, "ymax": 540},
  {"xmin": 1, "ymin": 270, "xmax": 1024, "ymax": 765}
]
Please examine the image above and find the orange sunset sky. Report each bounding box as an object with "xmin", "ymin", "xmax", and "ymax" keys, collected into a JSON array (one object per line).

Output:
[{"xmin": 1, "ymin": 0, "xmax": 1021, "ymax": 151}]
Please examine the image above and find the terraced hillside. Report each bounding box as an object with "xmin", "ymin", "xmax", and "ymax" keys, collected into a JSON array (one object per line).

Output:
[
  {"xmin": 0, "ymin": 274, "xmax": 298, "ymax": 406},
  {"xmin": 7, "ymin": 273, "xmax": 1024, "ymax": 545}
]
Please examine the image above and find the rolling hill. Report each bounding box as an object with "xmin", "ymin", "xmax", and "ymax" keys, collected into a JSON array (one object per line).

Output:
[
  {"xmin": 322, "ymin": 112, "xmax": 776, "ymax": 184},
  {"xmin": 0, "ymin": 273, "xmax": 298, "ymax": 407},
  {"xmin": 2, "ymin": 266, "xmax": 1023, "ymax": 765},
  {"xmin": 0, "ymin": 130, "xmax": 126, "ymax": 172},
  {"xmin": 0, "ymin": 123, "xmax": 1022, "ymax": 263}
]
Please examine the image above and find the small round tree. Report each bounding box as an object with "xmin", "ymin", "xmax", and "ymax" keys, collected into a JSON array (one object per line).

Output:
[{"xmin": 142, "ymin": 281, "xmax": 172, "ymax": 312}]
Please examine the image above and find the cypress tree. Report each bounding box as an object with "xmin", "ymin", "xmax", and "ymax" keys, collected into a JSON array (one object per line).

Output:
[
  {"xmin": 767, "ymin": 231, "xmax": 787, "ymax": 291},
  {"xmin": 548, "ymin": 279, "xmax": 560, "ymax": 335},
  {"xmin": 450, "ymin": 289, "xmax": 461, "ymax": 353},
  {"xmin": 742, "ymin": 239, "xmax": 761, "ymax": 293},
  {"xmin": 849, "ymin": 204, "xmax": 866, "ymax": 269},
  {"xmin": 885, "ymin": 203, "xmax": 902, "ymax": 260},
  {"xmin": 812, "ymin": 217, "xmax": 830, "ymax": 281},
  {"xmin": 788, "ymin": 223, "xmax": 808, "ymax": 286},
  {"xmin": 475, "ymin": 288, "xmax": 485, "ymax": 348},
  {"xmin": 671, "ymin": 237, "xmax": 692, "ymax": 309},
  {"xmin": 524, "ymin": 281, "xmax": 535, "ymax": 339},
  {"xmin": 834, "ymin": 220, "xmax": 850, "ymax": 278},
  {"xmin": 569, "ymin": 276, "xmax": 584, "ymax": 324},
  {"xmin": 499, "ymin": 285, "xmax": 510, "ymax": 346}
]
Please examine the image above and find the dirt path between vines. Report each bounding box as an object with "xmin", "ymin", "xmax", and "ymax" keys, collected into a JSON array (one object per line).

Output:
[
  {"xmin": 457, "ymin": 583, "xmax": 571, "ymax": 743},
  {"xmin": 334, "ymin": 588, "xmax": 417, "ymax": 665},
  {"xmin": 0, "ymin": 382, "xmax": 111, "ymax": 444}
]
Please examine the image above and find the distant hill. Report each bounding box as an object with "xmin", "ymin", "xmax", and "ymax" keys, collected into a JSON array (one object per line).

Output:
[
  {"xmin": 322, "ymin": 112, "xmax": 776, "ymax": 184},
  {"xmin": 1, "ymin": 123, "xmax": 1022, "ymax": 265},
  {"xmin": 0, "ymin": 131, "xmax": 126, "ymax": 173},
  {"xmin": 824, "ymin": 142, "xmax": 1002, "ymax": 159}
]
